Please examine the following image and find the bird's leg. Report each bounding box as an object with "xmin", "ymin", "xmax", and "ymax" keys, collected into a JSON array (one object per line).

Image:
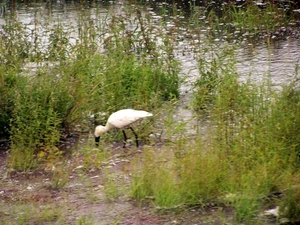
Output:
[
  {"xmin": 122, "ymin": 130, "xmax": 127, "ymax": 148},
  {"xmin": 95, "ymin": 136, "xmax": 100, "ymax": 147},
  {"xmin": 129, "ymin": 127, "xmax": 139, "ymax": 148}
]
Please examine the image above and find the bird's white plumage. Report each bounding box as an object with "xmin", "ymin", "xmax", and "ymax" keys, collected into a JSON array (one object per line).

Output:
[
  {"xmin": 94, "ymin": 109, "xmax": 153, "ymax": 147},
  {"xmin": 107, "ymin": 109, "xmax": 152, "ymax": 129}
]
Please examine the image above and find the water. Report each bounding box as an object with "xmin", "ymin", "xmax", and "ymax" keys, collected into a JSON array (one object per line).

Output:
[
  {"xmin": 236, "ymin": 38, "xmax": 300, "ymax": 88},
  {"xmin": 2, "ymin": 1, "xmax": 299, "ymax": 84}
]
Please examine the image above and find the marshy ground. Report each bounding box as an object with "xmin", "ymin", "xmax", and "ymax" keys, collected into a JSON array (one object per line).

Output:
[
  {"xmin": 1, "ymin": 1, "xmax": 300, "ymax": 224},
  {"xmin": 0, "ymin": 138, "xmax": 238, "ymax": 225}
]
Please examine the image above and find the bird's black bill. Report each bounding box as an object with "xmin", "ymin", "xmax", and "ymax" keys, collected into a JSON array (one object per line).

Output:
[{"xmin": 95, "ymin": 136, "xmax": 100, "ymax": 146}]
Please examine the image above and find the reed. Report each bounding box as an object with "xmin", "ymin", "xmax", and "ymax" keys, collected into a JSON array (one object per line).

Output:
[
  {"xmin": 129, "ymin": 40, "xmax": 300, "ymax": 222},
  {"xmin": 1, "ymin": 4, "xmax": 180, "ymax": 170},
  {"xmin": 1, "ymin": 1, "xmax": 299, "ymax": 223},
  {"xmin": 221, "ymin": 2, "xmax": 290, "ymax": 33}
]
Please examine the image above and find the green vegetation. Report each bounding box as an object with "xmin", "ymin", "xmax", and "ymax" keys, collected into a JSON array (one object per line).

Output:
[
  {"xmin": 1, "ymin": 1, "xmax": 300, "ymax": 224},
  {"xmin": 130, "ymin": 42, "xmax": 300, "ymax": 221},
  {"xmin": 224, "ymin": 3, "xmax": 289, "ymax": 31},
  {"xmin": 0, "ymin": 6, "xmax": 180, "ymax": 171}
]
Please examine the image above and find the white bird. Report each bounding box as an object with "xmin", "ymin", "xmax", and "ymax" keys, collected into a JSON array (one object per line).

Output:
[{"xmin": 94, "ymin": 109, "xmax": 153, "ymax": 148}]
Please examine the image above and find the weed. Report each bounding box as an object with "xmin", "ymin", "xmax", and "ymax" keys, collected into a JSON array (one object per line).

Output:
[
  {"xmin": 76, "ymin": 215, "xmax": 95, "ymax": 225},
  {"xmin": 130, "ymin": 37, "xmax": 300, "ymax": 222},
  {"xmin": 222, "ymin": 2, "xmax": 289, "ymax": 33},
  {"xmin": 1, "ymin": 202, "xmax": 66, "ymax": 225},
  {"xmin": 280, "ymin": 185, "xmax": 300, "ymax": 222},
  {"xmin": 1, "ymin": 1, "xmax": 300, "ymax": 224},
  {"xmin": 51, "ymin": 162, "xmax": 70, "ymax": 189},
  {"xmin": 103, "ymin": 172, "xmax": 120, "ymax": 201},
  {"xmin": 2, "ymin": 5, "xmax": 180, "ymax": 170},
  {"xmin": 81, "ymin": 146, "xmax": 111, "ymax": 170}
]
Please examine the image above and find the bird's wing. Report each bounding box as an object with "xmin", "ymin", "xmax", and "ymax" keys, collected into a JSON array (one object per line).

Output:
[
  {"xmin": 110, "ymin": 117, "xmax": 135, "ymax": 128},
  {"xmin": 108, "ymin": 109, "xmax": 152, "ymax": 129}
]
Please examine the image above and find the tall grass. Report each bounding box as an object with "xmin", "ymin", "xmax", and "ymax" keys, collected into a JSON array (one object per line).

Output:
[
  {"xmin": 221, "ymin": 2, "xmax": 290, "ymax": 33},
  {"xmin": 130, "ymin": 41, "xmax": 300, "ymax": 222},
  {"xmin": 0, "ymin": 5, "xmax": 180, "ymax": 170},
  {"xmin": 1, "ymin": 1, "xmax": 300, "ymax": 223}
]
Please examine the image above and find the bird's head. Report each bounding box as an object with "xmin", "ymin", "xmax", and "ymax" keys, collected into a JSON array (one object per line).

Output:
[
  {"xmin": 94, "ymin": 125, "xmax": 107, "ymax": 137},
  {"xmin": 94, "ymin": 125, "xmax": 107, "ymax": 146}
]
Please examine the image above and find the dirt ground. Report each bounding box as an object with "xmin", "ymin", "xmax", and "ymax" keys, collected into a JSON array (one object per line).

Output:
[{"xmin": 0, "ymin": 136, "xmax": 240, "ymax": 225}]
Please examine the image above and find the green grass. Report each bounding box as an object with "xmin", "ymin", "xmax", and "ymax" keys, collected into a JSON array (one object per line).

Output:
[
  {"xmin": 1, "ymin": 1, "xmax": 300, "ymax": 224},
  {"xmin": 0, "ymin": 202, "xmax": 66, "ymax": 225},
  {"xmin": 220, "ymin": 2, "xmax": 290, "ymax": 33},
  {"xmin": 0, "ymin": 5, "xmax": 180, "ymax": 171},
  {"xmin": 129, "ymin": 39, "xmax": 300, "ymax": 222}
]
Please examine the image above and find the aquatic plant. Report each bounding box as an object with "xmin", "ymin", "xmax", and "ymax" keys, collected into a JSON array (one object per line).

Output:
[
  {"xmin": 130, "ymin": 40, "xmax": 300, "ymax": 222},
  {"xmin": 0, "ymin": 4, "xmax": 180, "ymax": 170}
]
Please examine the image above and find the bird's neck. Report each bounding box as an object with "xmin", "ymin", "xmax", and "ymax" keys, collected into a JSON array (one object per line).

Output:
[{"xmin": 104, "ymin": 123, "xmax": 114, "ymax": 132}]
